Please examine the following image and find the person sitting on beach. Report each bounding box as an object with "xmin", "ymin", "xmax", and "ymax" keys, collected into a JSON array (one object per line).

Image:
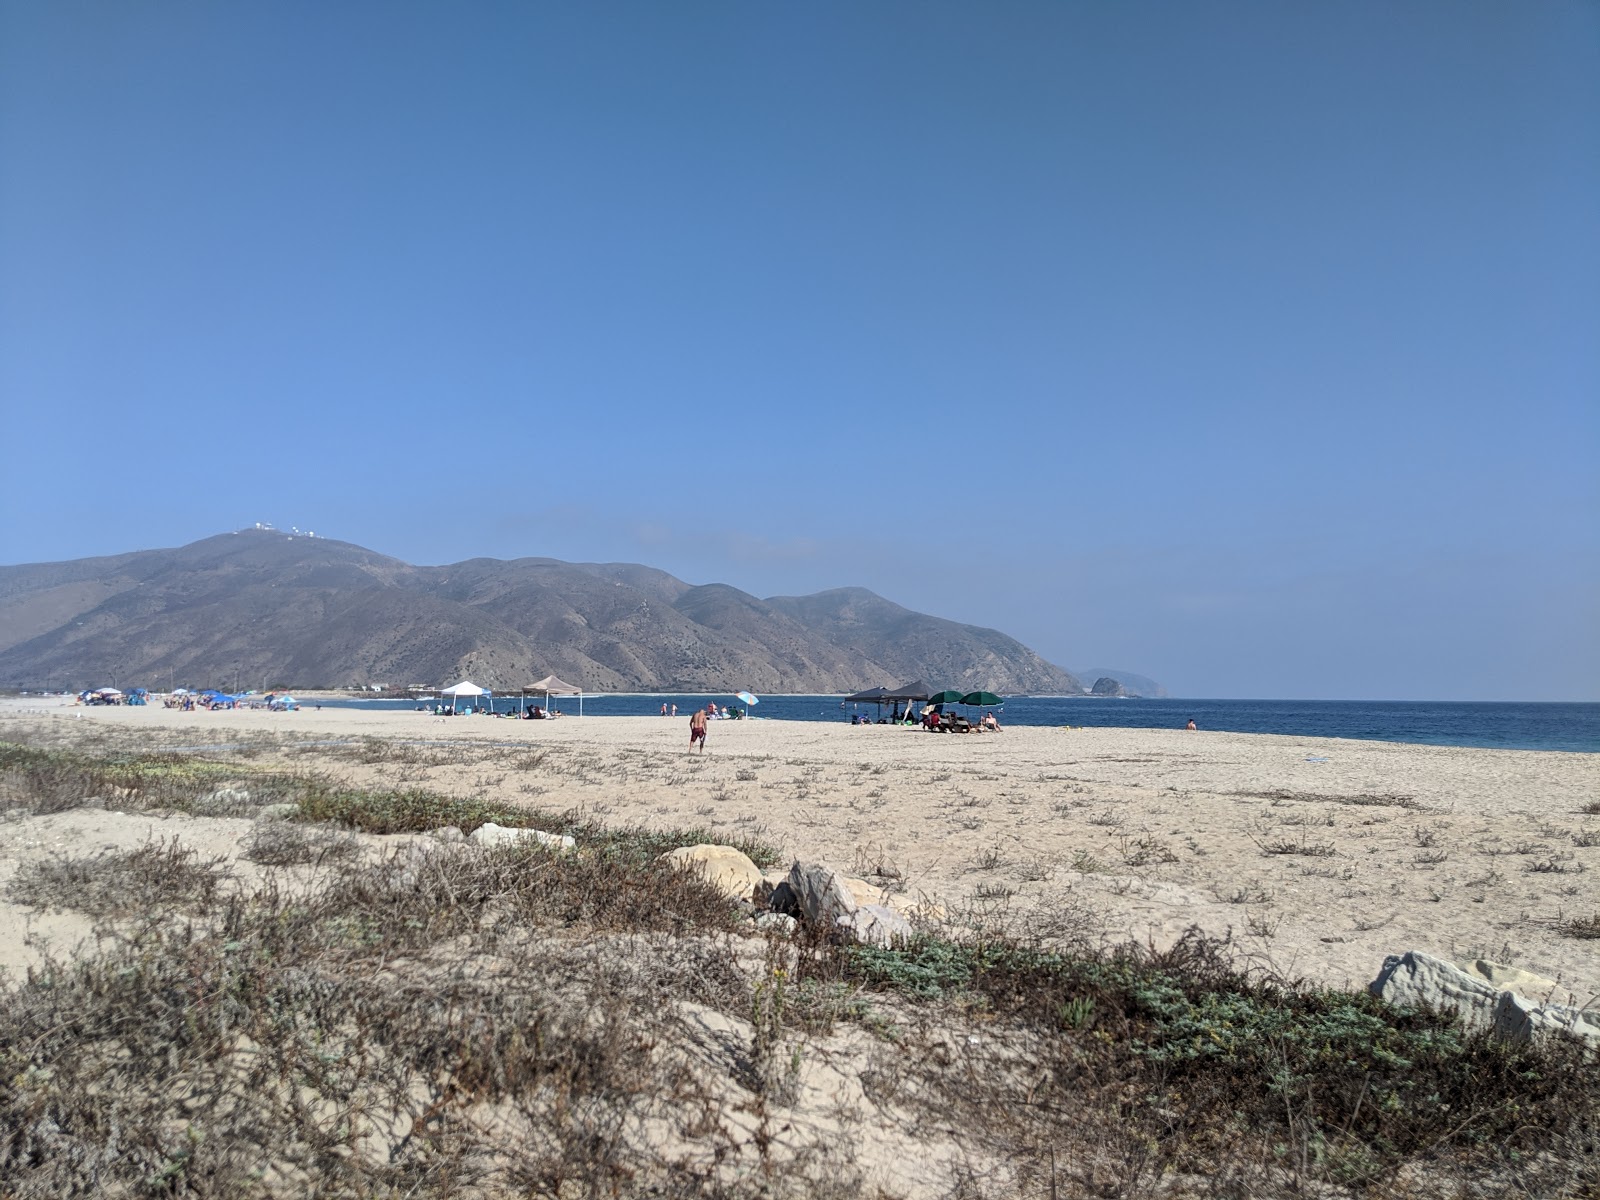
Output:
[
  {"xmin": 1186, "ymin": 718, "xmax": 1197, "ymax": 731},
  {"xmin": 982, "ymin": 711, "xmax": 1001, "ymax": 732}
]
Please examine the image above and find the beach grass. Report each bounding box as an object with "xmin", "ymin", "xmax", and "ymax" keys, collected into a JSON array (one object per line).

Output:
[{"xmin": 0, "ymin": 726, "xmax": 1595, "ymax": 1197}]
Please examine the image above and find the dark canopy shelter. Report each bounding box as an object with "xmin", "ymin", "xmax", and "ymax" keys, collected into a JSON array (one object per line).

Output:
[
  {"xmin": 882, "ymin": 679, "xmax": 936, "ymax": 702},
  {"xmin": 842, "ymin": 686, "xmax": 891, "ymax": 703}
]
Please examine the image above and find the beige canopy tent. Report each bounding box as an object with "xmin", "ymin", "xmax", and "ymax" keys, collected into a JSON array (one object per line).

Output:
[{"xmin": 523, "ymin": 674, "xmax": 584, "ymax": 717}]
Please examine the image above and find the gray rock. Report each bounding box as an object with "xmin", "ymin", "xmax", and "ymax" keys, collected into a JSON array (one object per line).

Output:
[
  {"xmin": 429, "ymin": 825, "xmax": 466, "ymax": 843},
  {"xmin": 469, "ymin": 822, "xmax": 575, "ymax": 853},
  {"xmin": 255, "ymin": 803, "xmax": 300, "ymax": 823},
  {"xmin": 786, "ymin": 862, "xmax": 912, "ymax": 947},
  {"xmin": 787, "ymin": 862, "xmax": 858, "ymax": 926},
  {"xmin": 1371, "ymin": 951, "xmax": 1599, "ymax": 1046},
  {"xmin": 754, "ymin": 912, "xmax": 798, "ymax": 935}
]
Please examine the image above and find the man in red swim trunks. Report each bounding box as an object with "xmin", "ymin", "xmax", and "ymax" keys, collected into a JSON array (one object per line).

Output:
[{"xmin": 689, "ymin": 706, "xmax": 708, "ymax": 753}]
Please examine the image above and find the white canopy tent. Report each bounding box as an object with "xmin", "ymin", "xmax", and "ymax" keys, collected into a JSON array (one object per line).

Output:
[
  {"xmin": 440, "ymin": 680, "xmax": 489, "ymax": 713},
  {"xmin": 524, "ymin": 674, "xmax": 584, "ymax": 717}
]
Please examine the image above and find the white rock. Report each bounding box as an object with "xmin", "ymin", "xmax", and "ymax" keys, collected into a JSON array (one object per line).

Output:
[
  {"xmin": 1495, "ymin": 990, "xmax": 1600, "ymax": 1045},
  {"xmin": 1371, "ymin": 951, "xmax": 1503, "ymax": 1028},
  {"xmin": 469, "ymin": 822, "xmax": 575, "ymax": 853},
  {"xmin": 843, "ymin": 903, "xmax": 914, "ymax": 948},
  {"xmin": 663, "ymin": 844, "xmax": 764, "ymax": 902},
  {"xmin": 753, "ymin": 912, "xmax": 798, "ymax": 935},
  {"xmin": 196, "ymin": 787, "xmax": 252, "ymax": 812},
  {"xmin": 1372, "ymin": 951, "xmax": 1599, "ymax": 1046}
]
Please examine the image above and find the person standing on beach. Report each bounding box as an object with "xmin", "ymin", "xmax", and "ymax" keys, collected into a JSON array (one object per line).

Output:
[
  {"xmin": 689, "ymin": 706, "xmax": 708, "ymax": 753},
  {"xmin": 671, "ymin": 703, "xmax": 677, "ymax": 718},
  {"xmin": 661, "ymin": 703, "xmax": 668, "ymax": 717}
]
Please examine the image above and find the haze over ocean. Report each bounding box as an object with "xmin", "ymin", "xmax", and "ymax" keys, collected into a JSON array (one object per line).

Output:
[{"xmin": 2, "ymin": 3, "xmax": 1595, "ymax": 701}]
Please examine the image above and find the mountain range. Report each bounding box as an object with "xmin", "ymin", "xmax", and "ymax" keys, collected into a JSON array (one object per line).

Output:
[{"xmin": 0, "ymin": 530, "xmax": 1118, "ymax": 696}]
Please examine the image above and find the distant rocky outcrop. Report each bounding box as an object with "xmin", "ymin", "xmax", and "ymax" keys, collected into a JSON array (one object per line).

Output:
[
  {"xmin": 1089, "ymin": 676, "xmax": 1127, "ymax": 697},
  {"xmin": 1074, "ymin": 667, "xmax": 1167, "ymax": 698},
  {"xmin": 0, "ymin": 530, "xmax": 1084, "ymax": 695}
]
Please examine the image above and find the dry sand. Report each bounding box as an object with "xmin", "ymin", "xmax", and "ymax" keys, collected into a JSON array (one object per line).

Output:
[{"xmin": 3, "ymin": 698, "xmax": 1597, "ymax": 1000}]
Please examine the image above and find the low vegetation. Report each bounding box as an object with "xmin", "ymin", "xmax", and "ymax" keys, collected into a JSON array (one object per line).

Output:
[
  {"xmin": 0, "ymin": 739, "xmax": 782, "ymax": 869},
  {"xmin": 8, "ymin": 835, "xmax": 230, "ymax": 918},
  {"xmin": 1561, "ymin": 912, "xmax": 1600, "ymax": 939},
  {"xmin": 816, "ymin": 932, "xmax": 1596, "ymax": 1190},
  {"xmin": 0, "ymin": 735, "xmax": 1594, "ymax": 1197}
]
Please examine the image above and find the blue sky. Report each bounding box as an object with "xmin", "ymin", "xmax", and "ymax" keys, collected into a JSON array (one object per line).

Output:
[{"xmin": 2, "ymin": 2, "xmax": 1596, "ymax": 700}]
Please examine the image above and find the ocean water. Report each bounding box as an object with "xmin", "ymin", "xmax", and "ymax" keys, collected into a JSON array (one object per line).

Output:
[{"xmin": 313, "ymin": 695, "xmax": 1600, "ymax": 753}]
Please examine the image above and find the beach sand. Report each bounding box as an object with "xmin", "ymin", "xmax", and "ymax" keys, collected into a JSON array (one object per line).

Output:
[{"xmin": 3, "ymin": 698, "xmax": 1597, "ymax": 999}]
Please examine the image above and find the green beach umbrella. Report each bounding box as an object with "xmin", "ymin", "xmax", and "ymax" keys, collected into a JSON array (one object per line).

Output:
[
  {"xmin": 927, "ymin": 689, "xmax": 966, "ymax": 705},
  {"xmin": 960, "ymin": 691, "xmax": 1003, "ymax": 708}
]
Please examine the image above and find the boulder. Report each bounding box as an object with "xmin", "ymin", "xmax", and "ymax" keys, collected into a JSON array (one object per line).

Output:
[
  {"xmin": 786, "ymin": 862, "xmax": 911, "ymax": 947},
  {"xmin": 788, "ymin": 862, "xmax": 860, "ymax": 927},
  {"xmin": 842, "ymin": 875, "xmax": 883, "ymax": 908},
  {"xmin": 754, "ymin": 912, "xmax": 798, "ymax": 935},
  {"xmin": 663, "ymin": 845, "xmax": 764, "ymax": 902},
  {"xmin": 844, "ymin": 903, "xmax": 914, "ymax": 948},
  {"xmin": 469, "ymin": 822, "xmax": 575, "ymax": 853},
  {"xmin": 1371, "ymin": 951, "xmax": 1599, "ymax": 1046},
  {"xmin": 1496, "ymin": 990, "xmax": 1600, "ymax": 1045},
  {"xmin": 841, "ymin": 874, "xmax": 943, "ymax": 923},
  {"xmin": 1465, "ymin": 959, "xmax": 1561, "ymax": 997},
  {"xmin": 429, "ymin": 825, "xmax": 467, "ymax": 844},
  {"xmin": 1371, "ymin": 952, "xmax": 1507, "ymax": 1030}
]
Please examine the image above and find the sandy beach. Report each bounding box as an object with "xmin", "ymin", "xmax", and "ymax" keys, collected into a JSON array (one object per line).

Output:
[{"xmin": 4, "ymin": 697, "xmax": 1596, "ymax": 1001}]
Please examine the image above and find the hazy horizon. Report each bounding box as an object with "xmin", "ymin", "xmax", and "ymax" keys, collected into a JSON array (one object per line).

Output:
[{"xmin": 2, "ymin": 4, "xmax": 1595, "ymax": 702}]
